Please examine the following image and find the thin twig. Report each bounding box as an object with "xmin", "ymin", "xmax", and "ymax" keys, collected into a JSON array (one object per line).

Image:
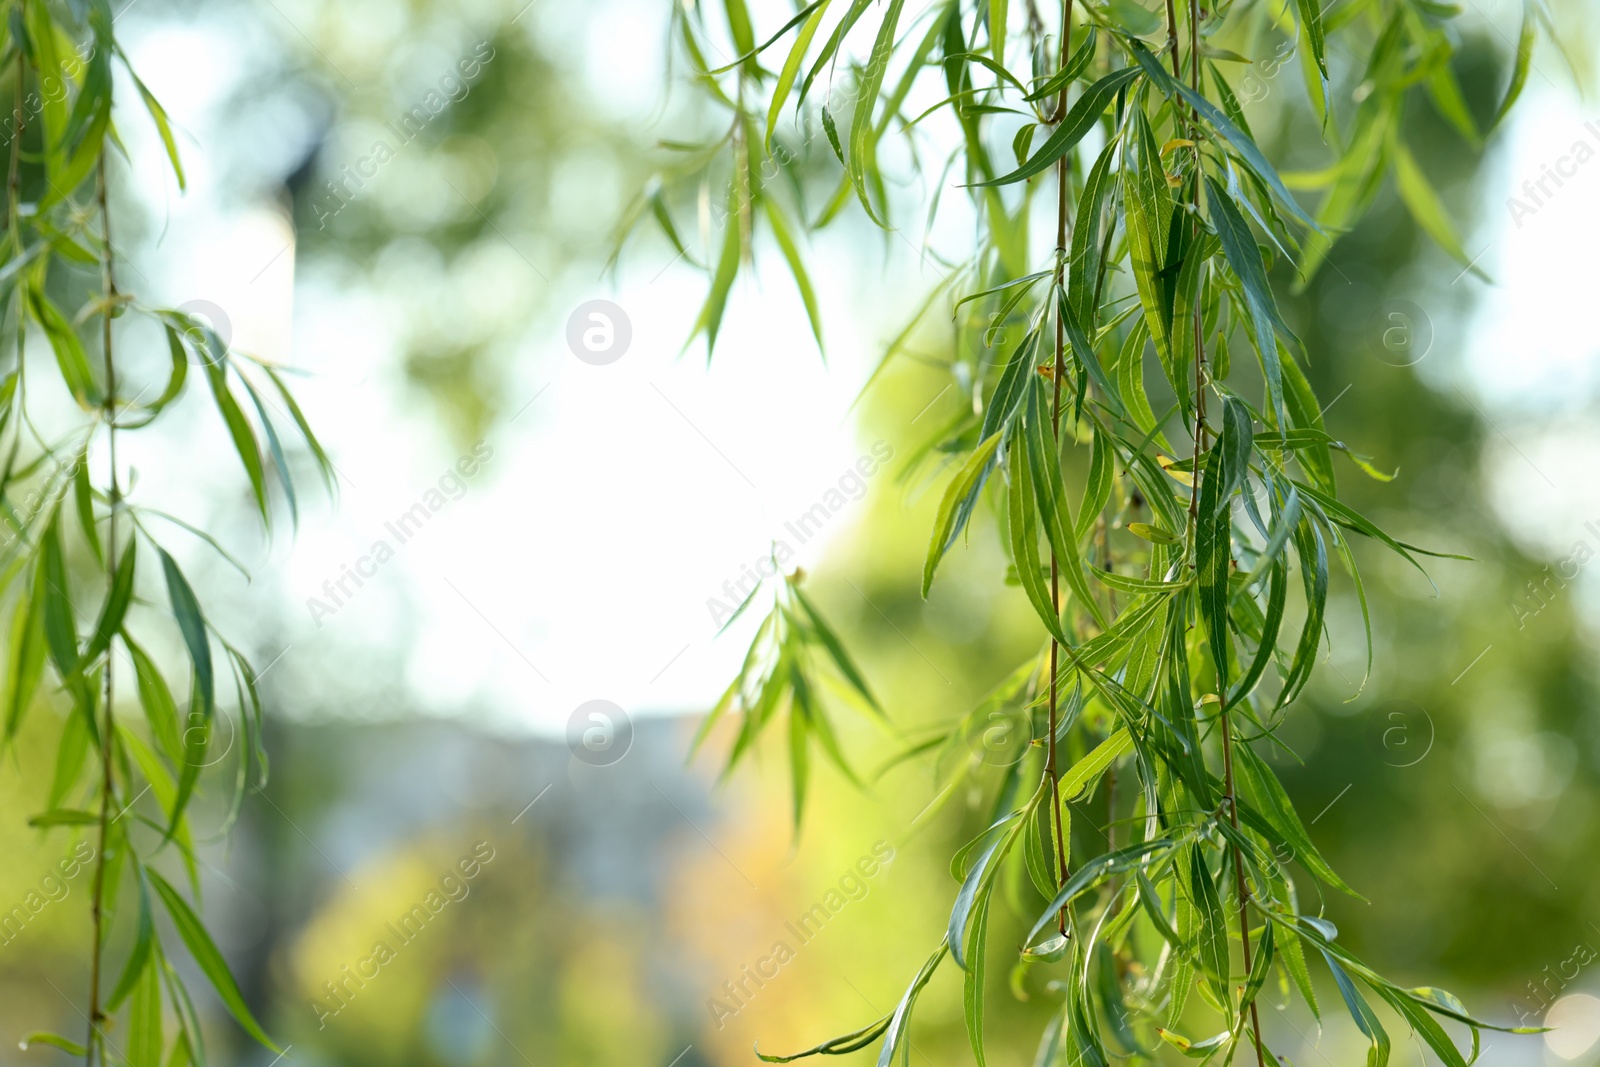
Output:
[
  {"xmin": 85, "ymin": 154, "xmax": 120, "ymax": 1067},
  {"xmin": 1045, "ymin": 0, "xmax": 1076, "ymax": 938}
]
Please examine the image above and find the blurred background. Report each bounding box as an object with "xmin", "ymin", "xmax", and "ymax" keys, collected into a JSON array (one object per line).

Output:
[{"xmin": 2, "ymin": 0, "xmax": 1599, "ymax": 1064}]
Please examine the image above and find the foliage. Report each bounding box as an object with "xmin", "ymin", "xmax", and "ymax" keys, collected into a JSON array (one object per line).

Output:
[
  {"xmin": 0, "ymin": 0, "xmax": 327, "ymax": 1062},
  {"xmin": 621, "ymin": 0, "xmax": 1548, "ymax": 1063}
]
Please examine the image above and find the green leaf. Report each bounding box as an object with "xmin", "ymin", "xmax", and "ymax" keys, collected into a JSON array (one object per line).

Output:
[
  {"xmin": 20, "ymin": 1032, "xmax": 89, "ymax": 1056},
  {"xmin": 1493, "ymin": 0, "xmax": 1535, "ymax": 130},
  {"xmin": 756, "ymin": 1016, "xmax": 893, "ymax": 1062},
  {"xmin": 1132, "ymin": 41, "xmax": 1318, "ymax": 230},
  {"xmin": 1024, "ymin": 382, "xmax": 1108, "ymax": 628},
  {"xmin": 788, "ymin": 681, "xmax": 810, "ymax": 833},
  {"xmin": 262, "ymin": 366, "xmax": 334, "ymax": 493},
  {"xmin": 1136, "ymin": 870, "xmax": 1187, "ymax": 951},
  {"xmin": 27, "ymin": 286, "xmax": 99, "ymax": 409},
  {"xmin": 845, "ymin": 0, "xmax": 906, "ymax": 224},
  {"xmin": 47, "ymin": 703, "xmax": 90, "ymax": 809},
  {"xmin": 125, "ymin": 57, "xmax": 186, "ymax": 189},
  {"xmin": 1008, "ymin": 433, "xmax": 1067, "ymax": 644},
  {"xmin": 723, "ymin": 0, "xmax": 755, "ymax": 55},
  {"xmin": 157, "ymin": 548, "xmax": 214, "ymax": 718},
  {"xmin": 981, "ymin": 323, "xmax": 1043, "ymax": 441},
  {"xmin": 1424, "ymin": 58, "xmax": 1480, "ymax": 148},
  {"xmin": 1124, "ymin": 109, "xmax": 1174, "ymax": 367},
  {"xmin": 1296, "ymin": 0, "xmax": 1328, "ymax": 83},
  {"xmin": 790, "ymin": 583, "xmax": 881, "ymax": 715},
  {"xmin": 1323, "ymin": 951, "xmax": 1391, "ymax": 1067},
  {"xmin": 3, "ymin": 573, "xmax": 48, "ymax": 740},
  {"xmin": 1025, "ymin": 27, "xmax": 1099, "ymax": 101},
  {"xmin": 976, "ymin": 67, "xmax": 1139, "ymax": 187},
  {"xmin": 108, "ymin": 872, "xmax": 156, "ymax": 1010},
  {"xmin": 1279, "ymin": 920, "xmax": 1320, "ymax": 1020},
  {"xmin": 1076, "ymin": 422, "xmax": 1113, "ymax": 541},
  {"xmin": 126, "ymin": 634, "xmax": 184, "ymax": 765},
  {"xmin": 238, "ymin": 375, "xmax": 298, "ymax": 528},
  {"xmin": 1068, "ymin": 135, "xmax": 1121, "ymax": 330},
  {"xmin": 86, "ymin": 541, "xmax": 135, "ymax": 662},
  {"xmin": 73, "ymin": 456, "xmax": 103, "ymax": 567},
  {"xmin": 877, "ymin": 942, "xmax": 948, "ymax": 1067},
  {"xmin": 128, "ymin": 944, "xmax": 164, "ymax": 1067},
  {"xmin": 1205, "ymin": 175, "xmax": 1295, "ymax": 422},
  {"xmin": 203, "ymin": 362, "xmax": 269, "ymax": 526},
  {"xmin": 1127, "ymin": 522, "xmax": 1179, "ymax": 544},
  {"xmin": 692, "ymin": 187, "xmax": 743, "ymax": 358},
  {"xmin": 766, "ymin": 0, "xmax": 833, "ymax": 149},
  {"xmin": 949, "ymin": 806, "xmax": 1028, "ymax": 968},
  {"xmin": 763, "ymin": 197, "xmax": 824, "ymax": 353},
  {"xmin": 1392, "ymin": 138, "xmax": 1484, "ymax": 278},
  {"xmin": 27, "ymin": 808, "xmax": 99, "ymax": 826},
  {"xmin": 1196, "ymin": 446, "xmax": 1231, "ymax": 690},
  {"xmin": 923, "ymin": 431, "xmax": 1003, "ymax": 596},
  {"xmin": 1057, "ymin": 290, "xmax": 1124, "ymax": 420},
  {"xmin": 963, "ymin": 883, "xmax": 993, "ymax": 1067},
  {"xmin": 799, "ymin": 0, "xmax": 874, "ymax": 106},
  {"xmin": 1233, "ymin": 742, "xmax": 1359, "ymax": 897},
  {"xmin": 1027, "ymin": 839, "xmax": 1171, "ymax": 944},
  {"xmin": 1188, "ymin": 845, "xmax": 1231, "ymax": 1007},
  {"xmin": 39, "ymin": 512, "xmax": 79, "ymax": 678},
  {"xmin": 147, "ymin": 869, "xmax": 279, "ymax": 1051},
  {"xmin": 1059, "ymin": 728, "xmax": 1130, "ymax": 800}
]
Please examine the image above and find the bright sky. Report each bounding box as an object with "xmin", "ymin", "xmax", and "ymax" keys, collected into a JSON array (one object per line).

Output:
[{"xmin": 112, "ymin": 0, "xmax": 1598, "ymax": 740}]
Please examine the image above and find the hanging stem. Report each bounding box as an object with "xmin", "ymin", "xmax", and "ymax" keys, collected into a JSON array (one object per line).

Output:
[
  {"xmin": 1044, "ymin": 0, "xmax": 1075, "ymax": 937},
  {"xmin": 1173, "ymin": 0, "xmax": 1266, "ymax": 1057},
  {"xmin": 85, "ymin": 154, "xmax": 120, "ymax": 1067},
  {"xmin": 8, "ymin": 49, "xmax": 26, "ymax": 405},
  {"xmin": 1220, "ymin": 700, "xmax": 1266, "ymax": 1066},
  {"xmin": 7, "ymin": 51, "xmax": 23, "ymax": 235}
]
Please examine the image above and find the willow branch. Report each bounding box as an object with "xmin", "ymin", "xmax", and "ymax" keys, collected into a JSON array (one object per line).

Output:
[
  {"xmin": 85, "ymin": 153, "xmax": 120, "ymax": 1067},
  {"xmin": 1045, "ymin": 0, "xmax": 1077, "ymax": 937}
]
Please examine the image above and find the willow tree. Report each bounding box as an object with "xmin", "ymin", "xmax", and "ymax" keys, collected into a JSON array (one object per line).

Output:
[
  {"xmin": 622, "ymin": 0, "xmax": 1546, "ymax": 1063},
  {"xmin": 0, "ymin": 0, "xmax": 328, "ymax": 1063}
]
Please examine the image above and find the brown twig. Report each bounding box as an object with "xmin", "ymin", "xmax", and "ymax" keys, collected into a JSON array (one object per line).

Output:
[
  {"xmin": 85, "ymin": 154, "xmax": 120, "ymax": 1067},
  {"xmin": 1045, "ymin": 0, "xmax": 1076, "ymax": 938}
]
